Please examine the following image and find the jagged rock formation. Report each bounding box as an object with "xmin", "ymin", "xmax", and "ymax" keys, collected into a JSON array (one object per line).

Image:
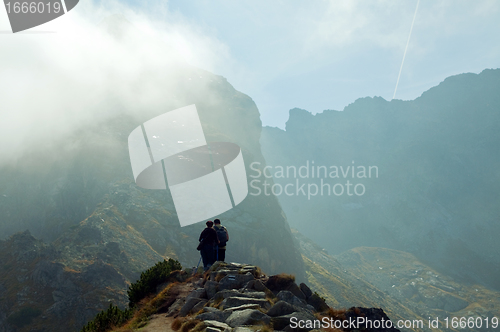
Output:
[
  {"xmin": 0, "ymin": 14, "xmax": 304, "ymax": 283},
  {"xmin": 125, "ymin": 262, "xmax": 400, "ymax": 332}
]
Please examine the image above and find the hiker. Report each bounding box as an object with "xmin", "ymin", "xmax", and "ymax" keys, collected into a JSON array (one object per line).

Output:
[
  {"xmin": 214, "ymin": 218, "xmax": 229, "ymax": 262},
  {"xmin": 198, "ymin": 220, "xmax": 219, "ymax": 271}
]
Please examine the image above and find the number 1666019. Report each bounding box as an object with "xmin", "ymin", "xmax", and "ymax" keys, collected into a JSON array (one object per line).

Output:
[{"xmin": 5, "ymin": 2, "xmax": 62, "ymax": 14}]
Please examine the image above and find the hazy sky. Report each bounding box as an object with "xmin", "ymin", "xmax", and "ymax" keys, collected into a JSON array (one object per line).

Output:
[
  {"xmin": 1, "ymin": 0, "xmax": 499, "ymax": 130},
  {"xmin": 133, "ymin": 0, "xmax": 500, "ymax": 127},
  {"xmin": 165, "ymin": 0, "xmax": 500, "ymax": 127}
]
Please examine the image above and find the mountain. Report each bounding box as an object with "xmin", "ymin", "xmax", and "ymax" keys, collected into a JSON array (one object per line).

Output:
[
  {"xmin": 260, "ymin": 68, "xmax": 500, "ymax": 290},
  {"xmin": 0, "ymin": 230, "xmax": 129, "ymax": 331},
  {"xmin": 336, "ymin": 247, "xmax": 500, "ymax": 322},
  {"xmin": 294, "ymin": 230, "xmax": 500, "ymax": 332},
  {"xmin": 55, "ymin": 227, "xmax": 500, "ymax": 332},
  {"xmin": 292, "ymin": 230, "xmax": 424, "ymax": 331},
  {"xmin": 0, "ymin": 58, "xmax": 305, "ymax": 332},
  {"xmin": 2, "ymin": 15, "xmax": 499, "ymax": 330}
]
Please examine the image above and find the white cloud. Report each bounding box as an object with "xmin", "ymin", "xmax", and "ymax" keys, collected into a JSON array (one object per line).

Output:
[
  {"xmin": 0, "ymin": 0, "xmax": 230, "ymax": 164},
  {"xmin": 1, "ymin": 0, "xmax": 498, "ymax": 134}
]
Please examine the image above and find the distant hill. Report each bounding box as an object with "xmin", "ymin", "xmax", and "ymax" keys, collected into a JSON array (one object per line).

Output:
[
  {"xmin": 294, "ymin": 229, "xmax": 500, "ymax": 332},
  {"xmin": 261, "ymin": 68, "xmax": 500, "ymax": 290}
]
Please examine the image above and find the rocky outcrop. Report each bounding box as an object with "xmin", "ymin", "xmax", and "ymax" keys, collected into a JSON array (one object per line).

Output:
[
  {"xmin": 0, "ymin": 73, "xmax": 306, "ymax": 329},
  {"xmin": 161, "ymin": 262, "xmax": 400, "ymax": 332},
  {"xmin": 0, "ymin": 231, "xmax": 127, "ymax": 332},
  {"xmin": 0, "ymin": 30, "xmax": 305, "ymax": 331}
]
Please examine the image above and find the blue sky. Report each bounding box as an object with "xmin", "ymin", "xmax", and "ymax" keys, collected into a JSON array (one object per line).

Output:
[
  {"xmin": 134, "ymin": 0, "xmax": 500, "ymax": 128},
  {"xmin": 1, "ymin": 0, "xmax": 499, "ymax": 130}
]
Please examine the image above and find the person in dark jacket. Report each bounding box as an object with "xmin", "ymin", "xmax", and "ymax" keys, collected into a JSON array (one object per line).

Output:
[
  {"xmin": 213, "ymin": 219, "xmax": 229, "ymax": 262},
  {"xmin": 198, "ymin": 220, "xmax": 219, "ymax": 270}
]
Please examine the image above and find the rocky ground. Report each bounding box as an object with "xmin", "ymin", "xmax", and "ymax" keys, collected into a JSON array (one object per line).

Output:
[{"xmin": 115, "ymin": 262, "xmax": 400, "ymax": 332}]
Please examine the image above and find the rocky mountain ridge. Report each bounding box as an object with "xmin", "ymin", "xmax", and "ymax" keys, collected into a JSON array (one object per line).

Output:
[
  {"xmin": 0, "ymin": 62, "xmax": 304, "ymax": 331},
  {"xmin": 81, "ymin": 261, "xmax": 401, "ymax": 332},
  {"xmin": 3, "ymin": 225, "xmax": 499, "ymax": 332},
  {"xmin": 261, "ymin": 68, "xmax": 500, "ymax": 290}
]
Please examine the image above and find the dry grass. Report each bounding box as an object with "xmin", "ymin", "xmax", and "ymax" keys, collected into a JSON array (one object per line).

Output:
[
  {"xmin": 264, "ymin": 291, "xmax": 278, "ymax": 306},
  {"xmin": 201, "ymin": 270, "xmax": 212, "ymax": 283},
  {"xmin": 150, "ymin": 282, "xmax": 178, "ymax": 307},
  {"xmin": 253, "ymin": 266, "xmax": 263, "ymax": 279},
  {"xmin": 316, "ymin": 308, "xmax": 348, "ymax": 332},
  {"xmin": 171, "ymin": 317, "xmax": 186, "ymax": 331},
  {"xmin": 325, "ymin": 307, "xmax": 347, "ymax": 320},
  {"xmin": 179, "ymin": 319, "xmax": 202, "ymax": 332},
  {"xmin": 118, "ymin": 283, "xmax": 179, "ymax": 329},
  {"xmin": 184, "ymin": 275, "xmax": 202, "ymax": 284},
  {"xmin": 212, "ymin": 297, "xmax": 224, "ymax": 309},
  {"xmin": 265, "ymin": 273, "xmax": 295, "ymax": 293},
  {"xmin": 215, "ymin": 272, "xmax": 231, "ymax": 282}
]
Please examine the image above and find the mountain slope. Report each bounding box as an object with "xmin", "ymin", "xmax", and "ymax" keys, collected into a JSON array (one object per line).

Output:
[
  {"xmin": 294, "ymin": 229, "xmax": 500, "ymax": 332},
  {"xmin": 293, "ymin": 230, "xmax": 426, "ymax": 332},
  {"xmin": 336, "ymin": 247, "xmax": 500, "ymax": 322},
  {"xmin": 0, "ymin": 61, "xmax": 304, "ymax": 331},
  {"xmin": 261, "ymin": 68, "xmax": 500, "ymax": 290}
]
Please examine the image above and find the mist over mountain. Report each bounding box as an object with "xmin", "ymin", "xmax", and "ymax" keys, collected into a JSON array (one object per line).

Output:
[
  {"xmin": 0, "ymin": 17, "xmax": 309, "ymax": 331},
  {"xmin": 0, "ymin": 64, "xmax": 305, "ymax": 271},
  {"xmin": 0, "ymin": 12, "xmax": 304, "ymax": 277},
  {"xmin": 2, "ymin": 11, "xmax": 499, "ymax": 331},
  {"xmin": 261, "ymin": 68, "xmax": 500, "ymax": 290}
]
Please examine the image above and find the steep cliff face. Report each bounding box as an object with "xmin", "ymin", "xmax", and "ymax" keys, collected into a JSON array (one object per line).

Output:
[
  {"xmin": 0, "ymin": 63, "xmax": 304, "ymax": 331},
  {"xmin": 261, "ymin": 69, "xmax": 500, "ymax": 290}
]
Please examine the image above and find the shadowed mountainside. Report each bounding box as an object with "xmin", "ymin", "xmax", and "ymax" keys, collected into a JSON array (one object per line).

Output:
[
  {"xmin": 261, "ymin": 68, "xmax": 500, "ymax": 290},
  {"xmin": 0, "ymin": 62, "xmax": 304, "ymax": 331}
]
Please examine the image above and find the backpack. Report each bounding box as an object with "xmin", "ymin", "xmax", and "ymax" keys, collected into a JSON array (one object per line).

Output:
[{"xmin": 215, "ymin": 226, "xmax": 228, "ymax": 247}]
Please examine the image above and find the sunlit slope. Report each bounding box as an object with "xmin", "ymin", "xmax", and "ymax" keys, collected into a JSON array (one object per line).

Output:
[
  {"xmin": 294, "ymin": 229, "xmax": 500, "ymax": 332},
  {"xmin": 336, "ymin": 247, "xmax": 500, "ymax": 325}
]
